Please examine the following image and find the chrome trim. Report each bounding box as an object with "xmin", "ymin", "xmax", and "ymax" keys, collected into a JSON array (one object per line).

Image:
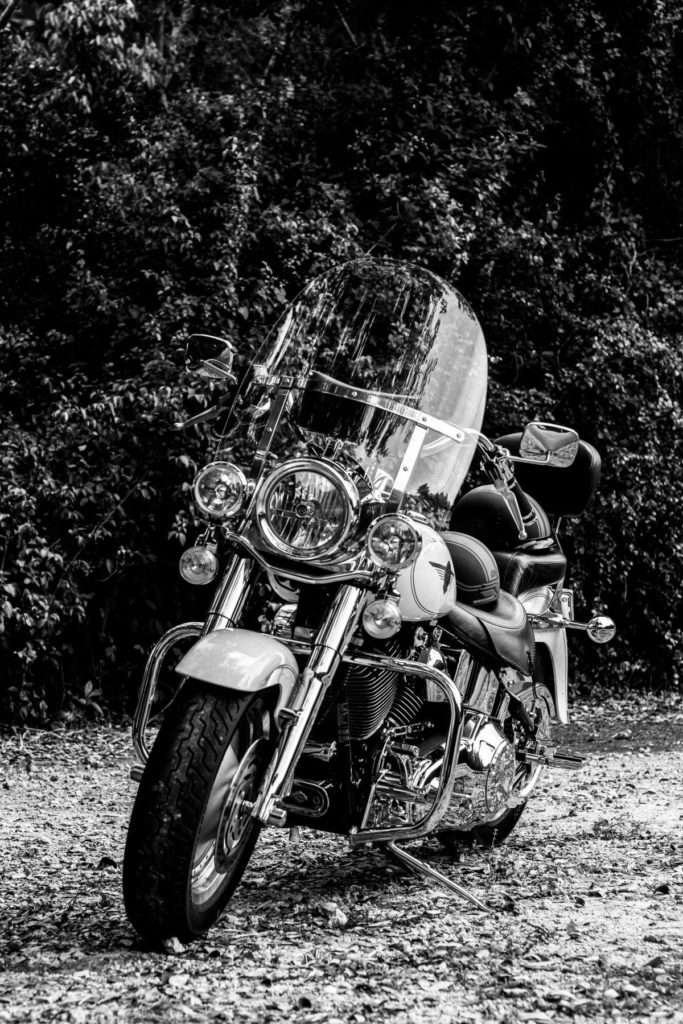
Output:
[
  {"xmin": 193, "ymin": 461, "xmax": 248, "ymax": 520},
  {"xmin": 205, "ymin": 554, "xmax": 254, "ymax": 631},
  {"xmin": 387, "ymin": 841, "xmax": 488, "ymax": 912},
  {"xmin": 308, "ymin": 373, "xmax": 466, "ymax": 444},
  {"xmin": 366, "ymin": 511, "xmax": 423, "ymax": 570},
  {"xmin": 273, "ymin": 636, "xmax": 468, "ymax": 845},
  {"xmin": 534, "ymin": 633, "xmax": 569, "ymax": 725},
  {"xmin": 253, "ymin": 585, "xmax": 368, "ymax": 825},
  {"xmin": 389, "ymin": 425, "xmax": 428, "ymax": 507},
  {"xmin": 132, "ymin": 620, "xmax": 203, "ymax": 766},
  {"xmin": 223, "ymin": 530, "xmax": 376, "ymax": 587},
  {"xmin": 255, "ymin": 457, "xmax": 360, "ymax": 562},
  {"xmin": 252, "ymin": 388, "xmax": 291, "ymax": 475},
  {"xmin": 347, "ymin": 651, "xmax": 466, "ymax": 844},
  {"xmin": 133, "ymin": 554, "xmax": 255, "ymax": 768}
]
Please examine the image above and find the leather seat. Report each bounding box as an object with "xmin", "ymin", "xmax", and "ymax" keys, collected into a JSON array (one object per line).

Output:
[
  {"xmin": 493, "ymin": 541, "xmax": 567, "ymax": 597},
  {"xmin": 442, "ymin": 531, "xmax": 499, "ymax": 608},
  {"xmin": 444, "ymin": 591, "xmax": 535, "ymax": 676},
  {"xmin": 450, "ymin": 486, "xmax": 551, "ymax": 551}
]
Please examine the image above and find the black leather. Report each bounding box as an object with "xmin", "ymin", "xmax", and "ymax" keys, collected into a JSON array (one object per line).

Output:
[
  {"xmin": 495, "ymin": 433, "xmax": 601, "ymax": 518},
  {"xmin": 493, "ymin": 545, "xmax": 567, "ymax": 597},
  {"xmin": 450, "ymin": 486, "xmax": 551, "ymax": 550},
  {"xmin": 444, "ymin": 590, "xmax": 535, "ymax": 675},
  {"xmin": 442, "ymin": 531, "xmax": 500, "ymax": 608}
]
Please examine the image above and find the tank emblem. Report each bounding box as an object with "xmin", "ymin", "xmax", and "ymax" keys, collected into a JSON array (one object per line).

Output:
[{"xmin": 429, "ymin": 560, "xmax": 454, "ymax": 594}]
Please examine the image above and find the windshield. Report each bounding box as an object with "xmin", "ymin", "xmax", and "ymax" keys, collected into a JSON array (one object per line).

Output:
[{"xmin": 207, "ymin": 258, "xmax": 487, "ymax": 525}]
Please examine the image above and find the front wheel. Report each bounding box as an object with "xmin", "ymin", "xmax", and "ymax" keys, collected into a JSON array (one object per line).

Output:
[{"xmin": 123, "ymin": 682, "xmax": 274, "ymax": 942}]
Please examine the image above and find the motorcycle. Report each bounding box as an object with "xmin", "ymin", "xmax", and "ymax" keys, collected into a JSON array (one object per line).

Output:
[{"xmin": 123, "ymin": 257, "xmax": 615, "ymax": 942}]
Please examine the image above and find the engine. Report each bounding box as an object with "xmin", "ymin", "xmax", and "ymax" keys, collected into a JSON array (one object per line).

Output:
[{"xmin": 360, "ymin": 710, "xmax": 517, "ymax": 833}]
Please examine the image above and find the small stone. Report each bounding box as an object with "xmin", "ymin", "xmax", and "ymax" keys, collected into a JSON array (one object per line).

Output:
[
  {"xmin": 604, "ymin": 988, "xmax": 619, "ymax": 1000},
  {"xmin": 161, "ymin": 936, "xmax": 186, "ymax": 955}
]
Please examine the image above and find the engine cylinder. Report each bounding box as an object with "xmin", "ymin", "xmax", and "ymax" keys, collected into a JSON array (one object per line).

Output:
[{"xmin": 342, "ymin": 639, "xmax": 401, "ymax": 740}]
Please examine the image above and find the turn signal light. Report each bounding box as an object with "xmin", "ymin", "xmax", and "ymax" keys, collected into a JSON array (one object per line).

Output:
[{"xmin": 362, "ymin": 597, "xmax": 402, "ymax": 639}]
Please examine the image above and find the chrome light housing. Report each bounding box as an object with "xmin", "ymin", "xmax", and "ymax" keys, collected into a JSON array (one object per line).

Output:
[
  {"xmin": 179, "ymin": 545, "xmax": 219, "ymax": 585},
  {"xmin": 255, "ymin": 458, "xmax": 360, "ymax": 561},
  {"xmin": 193, "ymin": 462, "xmax": 247, "ymax": 520},
  {"xmin": 366, "ymin": 513, "xmax": 421, "ymax": 571}
]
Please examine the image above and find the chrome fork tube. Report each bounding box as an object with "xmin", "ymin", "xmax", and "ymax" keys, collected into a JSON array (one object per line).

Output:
[
  {"xmin": 254, "ymin": 584, "xmax": 367, "ymax": 825},
  {"xmin": 204, "ymin": 554, "xmax": 254, "ymax": 632}
]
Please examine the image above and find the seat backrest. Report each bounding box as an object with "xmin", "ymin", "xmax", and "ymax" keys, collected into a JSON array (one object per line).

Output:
[{"xmin": 495, "ymin": 432, "xmax": 601, "ymax": 518}]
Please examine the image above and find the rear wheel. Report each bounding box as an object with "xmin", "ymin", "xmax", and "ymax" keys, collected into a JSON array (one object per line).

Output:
[
  {"xmin": 123, "ymin": 682, "xmax": 273, "ymax": 942},
  {"xmin": 438, "ymin": 684, "xmax": 554, "ymax": 851}
]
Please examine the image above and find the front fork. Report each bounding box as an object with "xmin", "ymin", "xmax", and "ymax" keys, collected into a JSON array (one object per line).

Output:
[{"xmin": 252, "ymin": 584, "xmax": 367, "ymax": 826}]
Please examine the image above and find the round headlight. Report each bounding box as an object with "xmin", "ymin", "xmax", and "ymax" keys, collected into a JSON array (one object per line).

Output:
[
  {"xmin": 179, "ymin": 545, "xmax": 219, "ymax": 585},
  {"xmin": 367, "ymin": 513, "xmax": 421, "ymax": 571},
  {"xmin": 193, "ymin": 462, "xmax": 247, "ymax": 520},
  {"xmin": 256, "ymin": 459, "xmax": 359, "ymax": 561}
]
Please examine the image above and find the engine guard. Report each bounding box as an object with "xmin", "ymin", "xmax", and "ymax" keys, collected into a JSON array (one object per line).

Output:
[{"xmin": 175, "ymin": 628, "xmax": 300, "ymax": 724}]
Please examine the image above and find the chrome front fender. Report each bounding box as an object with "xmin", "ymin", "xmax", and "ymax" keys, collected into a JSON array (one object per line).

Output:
[{"xmin": 175, "ymin": 628, "xmax": 299, "ymax": 722}]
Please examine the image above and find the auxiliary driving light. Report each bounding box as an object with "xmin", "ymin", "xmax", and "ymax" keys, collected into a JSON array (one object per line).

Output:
[
  {"xmin": 193, "ymin": 462, "xmax": 247, "ymax": 520},
  {"xmin": 366, "ymin": 513, "xmax": 421, "ymax": 571},
  {"xmin": 362, "ymin": 598, "xmax": 402, "ymax": 639},
  {"xmin": 179, "ymin": 545, "xmax": 219, "ymax": 585}
]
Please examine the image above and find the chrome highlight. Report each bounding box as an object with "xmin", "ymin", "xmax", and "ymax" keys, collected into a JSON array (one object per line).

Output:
[
  {"xmin": 362, "ymin": 597, "xmax": 402, "ymax": 639},
  {"xmin": 132, "ymin": 620, "xmax": 203, "ymax": 767},
  {"xmin": 254, "ymin": 585, "xmax": 368, "ymax": 825},
  {"xmin": 255, "ymin": 458, "xmax": 360, "ymax": 561},
  {"xmin": 366, "ymin": 513, "xmax": 421, "ymax": 571},
  {"xmin": 586, "ymin": 615, "xmax": 616, "ymax": 644},
  {"xmin": 308, "ymin": 373, "xmax": 466, "ymax": 444},
  {"xmin": 223, "ymin": 530, "xmax": 375, "ymax": 587},
  {"xmin": 179, "ymin": 545, "xmax": 219, "ymax": 585},
  {"xmin": 193, "ymin": 462, "xmax": 247, "ymax": 520}
]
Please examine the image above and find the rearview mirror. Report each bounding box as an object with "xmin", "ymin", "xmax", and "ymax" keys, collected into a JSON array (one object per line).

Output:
[
  {"xmin": 519, "ymin": 421, "xmax": 579, "ymax": 467},
  {"xmin": 186, "ymin": 334, "xmax": 237, "ymax": 383}
]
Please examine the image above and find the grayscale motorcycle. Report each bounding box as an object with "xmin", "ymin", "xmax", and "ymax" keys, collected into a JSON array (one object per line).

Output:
[{"xmin": 123, "ymin": 257, "xmax": 615, "ymax": 942}]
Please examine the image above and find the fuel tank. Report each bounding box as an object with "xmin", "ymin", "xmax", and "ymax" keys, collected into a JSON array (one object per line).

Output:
[{"xmin": 395, "ymin": 520, "xmax": 457, "ymax": 621}]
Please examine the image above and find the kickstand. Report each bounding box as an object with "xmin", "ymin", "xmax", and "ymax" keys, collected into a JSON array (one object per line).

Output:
[{"xmin": 386, "ymin": 841, "xmax": 489, "ymax": 913}]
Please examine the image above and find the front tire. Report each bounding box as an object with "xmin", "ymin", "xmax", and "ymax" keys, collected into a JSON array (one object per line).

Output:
[{"xmin": 123, "ymin": 682, "xmax": 273, "ymax": 942}]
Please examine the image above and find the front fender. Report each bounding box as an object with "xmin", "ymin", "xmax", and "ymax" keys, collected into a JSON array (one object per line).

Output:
[{"xmin": 175, "ymin": 628, "xmax": 299, "ymax": 725}]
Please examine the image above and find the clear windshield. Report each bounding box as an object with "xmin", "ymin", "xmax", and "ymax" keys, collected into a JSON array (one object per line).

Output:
[
  {"xmin": 267, "ymin": 258, "xmax": 486, "ymax": 519},
  {"xmin": 206, "ymin": 258, "xmax": 487, "ymax": 525}
]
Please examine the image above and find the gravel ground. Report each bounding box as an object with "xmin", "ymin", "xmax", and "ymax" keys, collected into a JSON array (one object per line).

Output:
[{"xmin": 0, "ymin": 694, "xmax": 682, "ymax": 1023}]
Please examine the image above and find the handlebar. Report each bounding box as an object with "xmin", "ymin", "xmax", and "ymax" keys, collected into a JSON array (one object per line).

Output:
[{"xmin": 476, "ymin": 435, "xmax": 533, "ymax": 541}]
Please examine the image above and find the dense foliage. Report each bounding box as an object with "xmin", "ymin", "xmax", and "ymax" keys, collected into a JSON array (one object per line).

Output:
[{"xmin": 1, "ymin": 0, "xmax": 681, "ymax": 721}]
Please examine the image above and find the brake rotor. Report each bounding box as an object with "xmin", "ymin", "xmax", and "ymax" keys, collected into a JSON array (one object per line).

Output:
[{"xmin": 215, "ymin": 737, "xmax": 269, "ymax": 872}]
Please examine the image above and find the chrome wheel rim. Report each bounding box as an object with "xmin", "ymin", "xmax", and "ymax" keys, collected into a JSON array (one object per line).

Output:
[{"xmin": 190, "ymin": 711, "xmax": 268, "ymax": 908}]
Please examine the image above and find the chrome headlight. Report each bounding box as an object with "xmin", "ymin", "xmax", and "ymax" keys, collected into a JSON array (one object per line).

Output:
[
  {"xmin": 193, "ymin": 462, "xmax": 247, "ymax": 520},
  {"xmin": 179, "ymin": 544, "xmax": 219, "ymax": 585},
  {"xmin": 366, "ymin": 513, "xmax": 421, "ymax": 571},
  {"xmin": 255, "ymin": 458, "xmax": 359, "ymax": 561}
]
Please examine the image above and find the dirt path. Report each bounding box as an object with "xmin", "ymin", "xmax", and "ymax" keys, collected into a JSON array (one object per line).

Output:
[{"xmin": 1, "ymin": 695, "xmax": 682, "ymax": 1023}]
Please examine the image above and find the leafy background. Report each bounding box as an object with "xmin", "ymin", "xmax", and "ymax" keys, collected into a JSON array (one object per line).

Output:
[{"xmin": 1, "ymin": 0, "xmax": 681, "ymax": 722}]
